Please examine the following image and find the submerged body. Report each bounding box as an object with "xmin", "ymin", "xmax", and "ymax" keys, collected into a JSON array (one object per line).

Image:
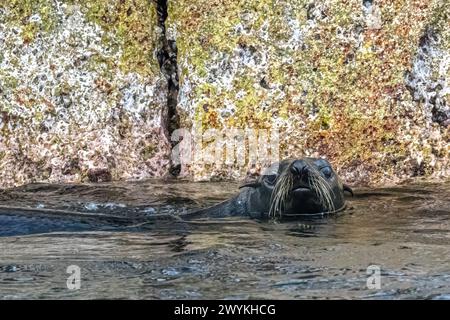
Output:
[{"xmin": 191, "ymin": 158, "xmax": 353, "ymax": 220}]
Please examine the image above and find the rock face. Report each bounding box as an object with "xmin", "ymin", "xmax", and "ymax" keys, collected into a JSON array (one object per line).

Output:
[
  {"xmin": 168, "ymin": 0, "xmax": 449, "ymax": 185},
  {"xmin": 0, "ymin": 0, "xmax": 449, "ymax": 188},
  {"xmin": 0, "ymin": 0, "xmax": 171, "ymax": 188}
]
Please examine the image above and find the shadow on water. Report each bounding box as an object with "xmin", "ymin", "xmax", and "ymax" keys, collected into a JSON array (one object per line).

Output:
[{"xmin": 0, "ymin": 179, "xmax": 449, "ymax": 299}]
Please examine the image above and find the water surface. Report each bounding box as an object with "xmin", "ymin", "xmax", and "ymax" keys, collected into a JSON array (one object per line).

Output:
[{"xmin": 0, "ymin": 179, "xmax": 449, "ymax": 299}]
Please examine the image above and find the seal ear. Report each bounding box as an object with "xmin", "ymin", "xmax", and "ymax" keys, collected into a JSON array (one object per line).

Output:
[
  {"xmin": 343, "ymin": 184, "xmax": 354, "ymax": 197},
  {"xmin": 239, "ymin": 181, "xmax": 261, "ymax": 189}
]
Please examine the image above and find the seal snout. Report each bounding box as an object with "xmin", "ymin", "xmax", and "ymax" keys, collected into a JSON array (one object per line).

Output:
[
  {"xmin": 290, "ymin": 160, "xmax": 309, "ymax": 177},
  {"xmin": 290, "ymin": 160, "xmax": 311, "ymax": 191}
]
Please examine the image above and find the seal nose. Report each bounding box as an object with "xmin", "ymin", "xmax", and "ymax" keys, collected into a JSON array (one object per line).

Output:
[{"xmin": 290, "ymin": 160, "xmax": 308, "ymax": 177}]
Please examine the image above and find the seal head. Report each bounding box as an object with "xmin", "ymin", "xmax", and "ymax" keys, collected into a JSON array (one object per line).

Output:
[
  {"xmin": 240, "ymin": 158, "xmax": 352, "ymax": 219},
  {"xmin": 188, "ymin": 158, "xmax": 353, "ymax": 220}
]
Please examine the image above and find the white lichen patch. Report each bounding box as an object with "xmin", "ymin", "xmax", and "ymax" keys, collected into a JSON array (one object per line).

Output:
[
  {"xmin": 405, "ymin": 29, "xmax": 450, "ymax": 126},
  {"xmin": 0, "ymin": 2, "xmax": 170, "ymax": 187}
]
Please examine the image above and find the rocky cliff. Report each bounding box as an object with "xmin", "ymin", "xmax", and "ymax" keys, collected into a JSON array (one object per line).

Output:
[{"xmin": 0, "ymin": 0, "xmax": 448, "ymax": 188}]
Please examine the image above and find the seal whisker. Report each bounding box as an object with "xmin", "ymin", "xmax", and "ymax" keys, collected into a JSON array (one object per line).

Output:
[
  {"xmin": 307, "ymin": 166, "xmax": 336, "ymax": 213},
  {"xmin": 269, "ymin": 166, "xmax": 293, "ymax": 219}
]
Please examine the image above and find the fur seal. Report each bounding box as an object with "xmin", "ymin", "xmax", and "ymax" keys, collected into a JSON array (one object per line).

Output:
[
  {"xmin": 189, "ymin": 158, "xmax": 353, "ymax": 220},
  {"xmin": 0, "ymin": 158, "xmax": 353, "ymax": 235}
]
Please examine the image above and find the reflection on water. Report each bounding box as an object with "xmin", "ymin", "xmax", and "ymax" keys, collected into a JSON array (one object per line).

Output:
[{"xmin": 0, "ymin": 179, "xmax": 449, "ymax": 299}]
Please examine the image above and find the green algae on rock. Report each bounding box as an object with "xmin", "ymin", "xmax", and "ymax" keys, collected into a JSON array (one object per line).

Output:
[
  {"xmin": 0, "ymin": 0, "xmax": 170, "ymax": 188},
  {"xmin": 0, "ymin": 0, "xmax": 449, "ymax": 187},
  {"xmin": 167, "ymin": 0, "xmax": 449, "ymax": 185}
]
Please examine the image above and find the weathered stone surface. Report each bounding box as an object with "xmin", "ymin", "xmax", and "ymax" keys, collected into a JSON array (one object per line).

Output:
[
  {"xmin": 168, "ymin": 0, "xmax": 449, "ymax": 185},
  {"xmin": 0, "ymin": 0, "xmax": 170, "ymax": 188},
  {"xmin": 0, "ymin": 0, "xmax": 449, "ymax": 188}
]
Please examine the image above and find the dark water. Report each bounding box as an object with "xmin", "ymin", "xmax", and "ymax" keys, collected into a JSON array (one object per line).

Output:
[{"xmin": 0, "ymin": 179, "xmax": 449, "ymax": 299}]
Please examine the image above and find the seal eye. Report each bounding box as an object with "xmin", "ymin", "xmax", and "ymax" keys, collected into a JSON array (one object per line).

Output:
[
  {"xmin": 264, "ymin": 174, "xmax": 277, "ymax": 185},
  {"xmin": 321, "ymin": 166, "xmax": 332, "ymax": 179}
]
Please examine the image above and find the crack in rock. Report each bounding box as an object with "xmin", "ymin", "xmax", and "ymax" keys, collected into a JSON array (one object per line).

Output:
[{"xmin": 154, "ymin": 0, "xmax": 180, "ymax": 176}]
